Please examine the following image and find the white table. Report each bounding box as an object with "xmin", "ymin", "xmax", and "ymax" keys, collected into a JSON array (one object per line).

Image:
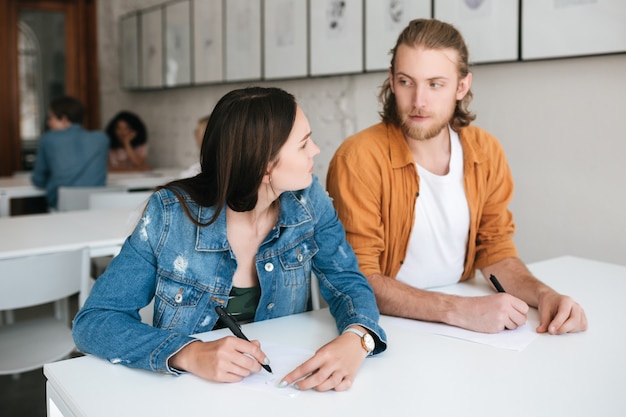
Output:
[
  {"xmin": 44, "ymin": 256, "xmax": 626, "ymax": 417},
  {"xmin": 0, "ymin": 168, "xmax": 180, "ymax": 216},
  {"xmin": 0, "ymin": 207, "xmax": 137, "ymax": 306}
]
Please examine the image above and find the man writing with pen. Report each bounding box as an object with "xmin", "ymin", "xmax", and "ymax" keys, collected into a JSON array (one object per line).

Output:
[
  {"xmin": 326, "ymin": 19, "xmax": 587, "ymax": 335},
  {"xmin": 72, "ymin": 87, "xmax": 386, "ymax": 392}
]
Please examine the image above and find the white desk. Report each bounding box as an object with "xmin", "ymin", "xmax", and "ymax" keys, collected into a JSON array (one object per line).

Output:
[
  {"xmin": 0, "ymin": 168, "xmax": 180, "ymax": 216},
  {"xmin": 44, "ymin": 256, "xmax": 626, "ymax": 417},
  {"xmin": 0, "ymin": 208, "xmax": 137, "ymax": 306}
]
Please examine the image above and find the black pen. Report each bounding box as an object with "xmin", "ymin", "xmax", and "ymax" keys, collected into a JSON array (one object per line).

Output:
[
  {"xmin": 214, "ymin": 305, "xmax": 273, "ymax": 373},
  {"xmin": 489, "ymin": 274, "xmax": 506, "ymax": 293}
]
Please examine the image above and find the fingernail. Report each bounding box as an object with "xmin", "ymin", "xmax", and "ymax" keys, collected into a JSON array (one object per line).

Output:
[
  {"xmin": 278, "ymin": 380, "xmax": 288, "ymax": 388},
  {"xmin": 263, "ymin": 357, "xmax": 271, "ymax": 365},
  {"xmin": 294, "ymin": 383, "xmax": 300, "ymax": 390}
]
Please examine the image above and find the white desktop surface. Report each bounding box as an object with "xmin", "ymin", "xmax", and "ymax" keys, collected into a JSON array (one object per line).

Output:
[
  {"xmin": 44, "ymin": 256, "xmax": 626, "ymax": 416},
  {"xmin": 0, "ymin": 208, "xmax": 137, "ymax": 260}
]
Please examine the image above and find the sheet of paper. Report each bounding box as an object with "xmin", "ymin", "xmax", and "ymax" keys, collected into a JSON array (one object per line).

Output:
[
  {"xmin": 236, "ymin": 343, "xmax": 314, "ymax": 398},
  {"xmin": 384, "ymin": 315, "xmax": 538, "ymax": 351}
]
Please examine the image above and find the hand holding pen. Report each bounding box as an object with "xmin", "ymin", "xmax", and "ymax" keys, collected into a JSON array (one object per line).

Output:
[{"xmin": 215, "ymin": 305, "xmax": 273, "ymax": 373}]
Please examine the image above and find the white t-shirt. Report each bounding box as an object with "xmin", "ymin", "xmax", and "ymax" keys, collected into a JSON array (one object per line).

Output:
[{"xmin": 395, "ymin": 128, "xmax": 470, "ymax": 289}]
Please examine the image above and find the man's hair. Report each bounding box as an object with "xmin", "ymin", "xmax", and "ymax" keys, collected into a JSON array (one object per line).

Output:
[
  {"xmin": 49, "ymin": 96, "xmax": 85, "ymax": 125},
  {"xmin": 160, "ymin": 86, "xmax": 298, "ymax": 226},
  {"xmin": 379, "ymin": 18, "xmax": 476, "ymax": 131}
]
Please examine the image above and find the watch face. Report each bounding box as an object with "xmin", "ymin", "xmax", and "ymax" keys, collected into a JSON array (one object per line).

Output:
[{"xmin": 363, "ymin": 333, "xmax": 375, "ymax": 352}]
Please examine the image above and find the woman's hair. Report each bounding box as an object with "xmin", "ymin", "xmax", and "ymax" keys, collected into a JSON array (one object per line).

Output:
[
  {"xmin": 49, "ymin": 96, "xmax": 85, "ymax": 124},
  {"xmin": 160, "ymin": 86, "xmax": 298, "ymax": 226},
  {"xmin": 379, "ymin": 18, "xmax": 476, "ymax": 131},
  {"xmin": 105, "ymin": 111, "xmax": 148, "ymax": 149}
]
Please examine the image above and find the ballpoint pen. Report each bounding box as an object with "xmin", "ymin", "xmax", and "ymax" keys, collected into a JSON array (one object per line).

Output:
[
  {"xmin": 214, "ymin": 305, "xmax": 273, "ymax": 373},
  {"xmin": 489, "ymin": 274, "xmax": 506, "ymax": 293}
]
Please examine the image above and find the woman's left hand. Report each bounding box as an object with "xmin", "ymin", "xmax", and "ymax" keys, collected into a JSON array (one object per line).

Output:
[{"xmin": 279, "ymin": 331, "xmax": 369, "ymax": 392}]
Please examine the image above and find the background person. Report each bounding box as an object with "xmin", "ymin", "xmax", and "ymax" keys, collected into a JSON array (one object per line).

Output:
[
  {"xmin": 179, "ymin": 114, "xmax": 209, "ymax": 178},
  {"xmin": 106, "ymin": 110, "xmax": 151, "ymax": 171},
  {"xmin": 31, "ymin": 96, "xmax": 108, "ymax": 210}
]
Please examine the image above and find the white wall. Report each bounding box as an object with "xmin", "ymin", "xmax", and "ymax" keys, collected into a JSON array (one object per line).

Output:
[{"xmin": 98, "ymin": 1, "xmax": 626, "ymax": 267}]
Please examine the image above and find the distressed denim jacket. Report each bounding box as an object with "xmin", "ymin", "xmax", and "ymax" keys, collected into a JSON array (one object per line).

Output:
[{"xmin": 73, "ymin": 176, "xmax": 387, "ymax": 374}]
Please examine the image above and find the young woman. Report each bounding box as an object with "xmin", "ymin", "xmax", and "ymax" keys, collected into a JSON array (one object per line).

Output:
[
  {"xmin": 105, "ymin": 110, "xmax": 150, "ymax": 171},
  {"xmin": 73, "ymin": 87, "xmax": 387, "ymax": 392}
]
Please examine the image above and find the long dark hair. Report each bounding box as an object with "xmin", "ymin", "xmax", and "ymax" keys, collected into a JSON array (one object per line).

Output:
[
  {"xmin": 159, "ymin": 86, "xmax": 297, "ymax": 226},
  {"xmin": 105, "ymin": 111, "xmax": 148, "ymax": 149},
  {"xmin": 379, "ymin": 18, "xmax": 476, "ymax": 131}
]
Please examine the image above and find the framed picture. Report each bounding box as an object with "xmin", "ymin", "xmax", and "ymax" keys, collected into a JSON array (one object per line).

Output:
[
  {"xmin": 364, "ymin": 0, "xmax": 432, "ymax": 72},
  {"xmin": 263, "ymin": 0, "xmax": 308, "ymax": 80},
  {"xmin": 140, "ymin": 7, "xmax": 164, "ymax": 88},
  {"xmin": 164, "ymin": 0, "xmax": 191, "ymax": 87},
  {"xmin": 309, "ymin": 0, "xmax": 363, "ymax": 76},
  {"xmin": 120, "ymin": 13, "xmax": 140, "ymax": 89},
  {"xmin": 434, "ymin": 0, "xmax": 519, "ymax": 64},
  {"xmin": 193, "ymin": 0, "xmax": 223, "ymax": 84},
  {"xmin": 224, "ymin": 0, "xmax": 261, "ymax": 82},
  {"xmin": 521, "ymin": 0, "xmax": 626, "ymax": 60}
]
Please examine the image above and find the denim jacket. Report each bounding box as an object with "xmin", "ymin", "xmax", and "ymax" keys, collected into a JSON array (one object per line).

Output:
[{"xmin": 73, "ymin": 176, "xmax": 387, "ymax": 374}]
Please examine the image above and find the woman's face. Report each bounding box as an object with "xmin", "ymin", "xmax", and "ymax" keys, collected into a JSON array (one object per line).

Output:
[
  {"xmin": 269, "ymin": 106, "xmax": 320, "ymax": 193},
  {"xmin": 115, "ymin": 120, "xmax": 136, "ymax": 143}
]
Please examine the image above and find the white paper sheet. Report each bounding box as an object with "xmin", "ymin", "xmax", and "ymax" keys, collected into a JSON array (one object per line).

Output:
[
  {"xmin": 236, "ymin": 343, "xmax": 314, "ymax": 398},
  {"xmin": 384, "ymin": 315, "xmax": 538, "ymax": 351}
]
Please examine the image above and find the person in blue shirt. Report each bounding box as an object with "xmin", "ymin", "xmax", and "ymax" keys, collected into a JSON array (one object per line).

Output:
[
  {"xmin": 31, "ymin": 96, "xmax": 109, "ymax": 209},
  {"xmin": 73, "ymin": 87, "xmax": 387, "ymax": 392}
]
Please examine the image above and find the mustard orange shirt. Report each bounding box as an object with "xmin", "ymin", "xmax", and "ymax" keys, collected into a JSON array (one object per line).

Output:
[{"xmin": 327, "ymin": 122, "xmax": 518, "ymax": 282}]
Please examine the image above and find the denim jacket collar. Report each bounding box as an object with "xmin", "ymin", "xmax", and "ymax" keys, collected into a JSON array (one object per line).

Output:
[{"xmin": 196, "ymin": 189, "xmax": 313, "ymax": 251}]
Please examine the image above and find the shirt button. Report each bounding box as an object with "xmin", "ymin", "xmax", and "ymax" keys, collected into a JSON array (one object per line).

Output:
[
  {"xmin": 267, "ymin": 303, "xmax": 275, "ymax": 310},
  {"xmin": 264, "ymin": 263, "xmax": 274, "ymax": 272}
]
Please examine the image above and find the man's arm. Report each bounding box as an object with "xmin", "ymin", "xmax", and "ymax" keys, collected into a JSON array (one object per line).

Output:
[
  {"xmin": 481, "ymin": 257, "xmax": 588, "ymax": 334},
  {"xmin": 367, "ymin": 271, "xmax": 529, "ymax": 334}
]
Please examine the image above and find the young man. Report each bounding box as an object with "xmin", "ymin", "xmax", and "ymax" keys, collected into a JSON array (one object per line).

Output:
[
  {"xmin": 327, "ymin": 19, "xmax": 587, "ymax": 335},
  {"xmin": 31, "ymin": 96, "xmax": 109, "ymax": 210}
]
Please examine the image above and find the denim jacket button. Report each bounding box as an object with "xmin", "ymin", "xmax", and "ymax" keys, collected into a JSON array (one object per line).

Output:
[
  {"xmin": 264, "ymin": 263, "xmax": 274, "ymax": 272},
  {"xmin": 174, "ymin": 293, "xmax": 183, "ymax": 303},
  {"xmin": 267, "ymin": 303, "xmax": 275, "ymax": 310}
]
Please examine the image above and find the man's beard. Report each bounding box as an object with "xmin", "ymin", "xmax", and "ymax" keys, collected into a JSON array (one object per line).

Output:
[
  {"xmin": 400, "ymin": 118, "xmax": 446, "ymax": 141},
  {"xmin": 397, "ymin": 103, "xmax": 455, "ymax": 141}
]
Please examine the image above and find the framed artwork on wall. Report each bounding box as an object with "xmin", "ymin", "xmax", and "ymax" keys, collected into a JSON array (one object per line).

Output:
[
  {"xmin": 434, "ymin": 0, "xmax": 519, "ymax": 64},
  {"xmin": 309, "ymin": 0, "xmax": 363, "ymax": 76},
  {"xmin": 224, "ymin": 0, "xmax": 261, "ymax": 82},
  {"xmin": 140, "ymin": 7, "xmax": 164, "ymax": 88},
  {"xmin": 164, "ymin": 0, "xmax": 191, "ymax": 87},
  {"xmin": 364, "ymin": 0, "xmax": 432, "ymax": 72},
  {"xmin": 263, "ymin": 0, "xmax": 308, "ymax": 80},
  {"xmin": 120, "ymin": 13, "xmax": 140, "ymax": 89},
  {"xmin": 193, "ymin": 0, "xmax": 223, "ymax": 84},
  {"xmin": 521, "ymin": 0, "xmax": 626, "ymax": 60}
]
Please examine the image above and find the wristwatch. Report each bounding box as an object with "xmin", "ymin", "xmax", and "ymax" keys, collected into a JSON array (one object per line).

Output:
[{"xmin": 343, "ymin": 327, "xmax": 375, "ymax": 355}]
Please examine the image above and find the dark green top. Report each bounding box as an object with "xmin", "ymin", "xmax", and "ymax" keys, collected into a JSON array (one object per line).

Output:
[{"xmin": 213, "ymin": 286, "xmax": 261, "ymax": 330}]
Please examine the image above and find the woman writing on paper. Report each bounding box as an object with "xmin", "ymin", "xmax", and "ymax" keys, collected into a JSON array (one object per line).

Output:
[{"xmin": 73, "ymin": 87, "xmax": 387, "ymax": 391}]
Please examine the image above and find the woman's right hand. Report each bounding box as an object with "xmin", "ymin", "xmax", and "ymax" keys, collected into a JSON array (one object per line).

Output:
[{"xmin": 168, "ymin": 337, "xmax": 269, "ymax": 382}]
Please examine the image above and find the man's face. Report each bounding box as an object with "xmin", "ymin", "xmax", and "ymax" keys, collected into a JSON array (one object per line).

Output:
[{"xmin": 390, "ymin": 44, "xmax": 470, "ymax": 142}]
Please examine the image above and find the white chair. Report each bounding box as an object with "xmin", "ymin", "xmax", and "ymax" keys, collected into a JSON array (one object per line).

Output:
[
  {"xmin": 0, "ymin": 248, "xmax": 90, "ymax": 376},
  {"xmin": 88, "ymin": 191, "xmax": 152, "ymax": 210},
  {"xmin": 57, "ymin": 185, "xmax": 126, "ymax": 211}
]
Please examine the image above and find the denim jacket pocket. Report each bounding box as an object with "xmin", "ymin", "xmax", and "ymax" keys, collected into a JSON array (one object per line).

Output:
[
  {"xmin": 154, "ymin": 271, "xmax": 204, "ymax": 329},
  {"xmin": 278, "ymin": 235, "xmax": 318, "ymax": 287}
]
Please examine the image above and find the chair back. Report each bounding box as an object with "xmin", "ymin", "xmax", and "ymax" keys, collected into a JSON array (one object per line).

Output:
[
  {"xmin": 88, "ymin": 191, "xmax": 152, "ymax": 210},
  {"xmin": 0, "ymin": 248, "xmax": 89, "ymax": 311},
  {"xmin": 0, "ymin": 248, "xmax": 89, "ymax": 375},
  {"xmin": 57, "ymin": 186, "xmax": 126, "ymax": 211}
]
